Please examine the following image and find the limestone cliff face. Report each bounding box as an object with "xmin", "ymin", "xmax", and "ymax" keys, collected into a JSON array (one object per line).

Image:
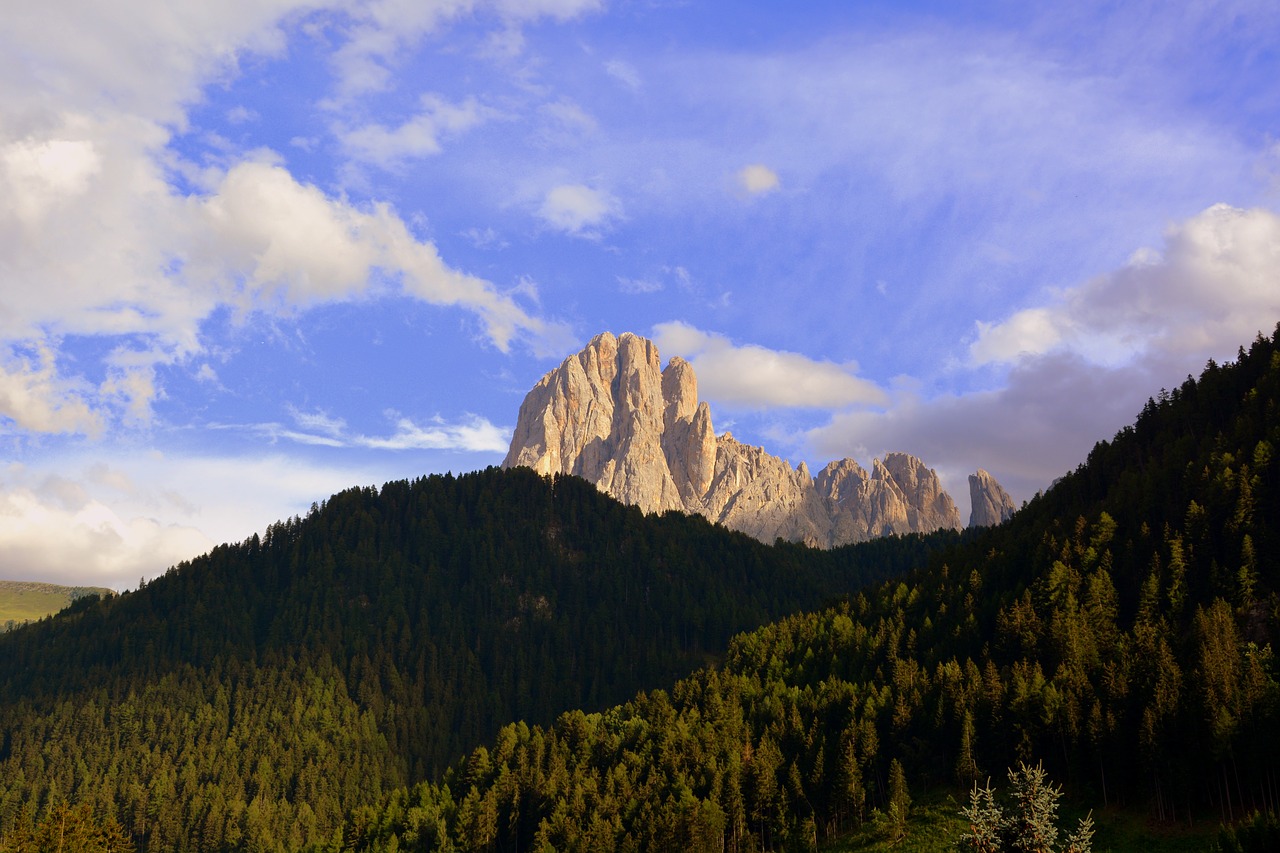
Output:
[
  {"xmin": 813, "ymin": 454, "xmax": 961, "ymax": 541},
  {"xmin": 504, "ymin": 331, "xmax": 985, "ymax": 547},
  {"xmin": 503, "ymin": 332, "xmax": 684, "ymax": 513},
  {"xmin": 699, "ymin": 434, "xmax": 832, "ymax": 546},
  {"xmin": 968, "ymin": 468, "xmax": 1017, "ymax": 527}
]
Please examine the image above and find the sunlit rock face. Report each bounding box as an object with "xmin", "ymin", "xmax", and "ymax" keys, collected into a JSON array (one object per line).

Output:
[
  {"xmin": 968, "ymin": 468, "xmax": 1018, "ymax": 528},
  {"xmin": 505, "ymin": 331, "xmax": 994, "ymax": 546}
]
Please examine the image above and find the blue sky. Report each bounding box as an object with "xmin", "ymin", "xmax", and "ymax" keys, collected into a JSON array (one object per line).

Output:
[{"xmin": 3, "ymin": 0, "xmax": 1279, "ymax": 589}]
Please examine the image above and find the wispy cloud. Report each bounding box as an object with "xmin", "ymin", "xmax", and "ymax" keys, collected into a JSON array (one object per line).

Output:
[
  {"xmin": 338, "ymin": 93, "xmax": 494, "ymax": 169},
  {"xmin": 245, "ymin": 409, "xmax": 512, "ymax": 454},
  {"xmin": 617, "ymin": 276, "xmax": 663, "ymax": 294},
  {"xmin": 358, "ymin": 415, "xmax": 510, "ymax": 452},
  {"xmin": 604, "ymin": 59, "xmax": 641, "ymax": 91},
  {"xmin": 325, "ymin": 0, "xmax": 605, "ymax": 102}
]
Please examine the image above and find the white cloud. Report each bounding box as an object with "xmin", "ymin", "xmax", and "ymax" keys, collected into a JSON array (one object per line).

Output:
[
  {"xmin": 0, "ymin": 1, "xmax": 301, "ymax": 125},
  {"xmin": 736, "ymin": 163, "xmax": 779, "ymax": 195},
  {"xmin": 652, "ymin": 321, "xmax": 887, "ymax": 409},
  {"xmin": 99, "ymin": 354, "xmax": 161, "ymax": 427},
  {"xmin": 0, "ymin": 484, "xmax": 214, "ymax": 591},
  {"xmin": 339, "ymin": 93, "xmax": 492, "ymax": 168},
  {"xmin": 0, "ymin": 0, "xmax": 580, "ymax": 439},
  {"xmin": 1, "ymin": 137, "xmax": 102, "ymax": 223},
  {"xmin": 538, "ymin": 183, "xmax": 621, "ymax": 235},
  {"xmin": 198, "ymin": 157, "xmax": 558, "ymax": 340},
  {"xmin": 969, "ymin": 204, "xmax": 1280, "ymax": 368},
  {"xmin": 0, "ymin": 146, "xmax": 565, "ymax": 435},
  {"xmin": 192, "ymin": 158, "xmax": 385, "ymax": 307},
  {"xmin": 461, "ymin": 226, "xmax": 507, "ymax": 249},
  {"xmin": 0, "ymin": 343, "xmax": 102, "ymax": 436},
  {"xmin": 358, "ymin": 415, "xmax": 510, "ymax": 452},
  {"xmin": 969, "ymin": 308, "xmax": 1065, "ymax": 365}
]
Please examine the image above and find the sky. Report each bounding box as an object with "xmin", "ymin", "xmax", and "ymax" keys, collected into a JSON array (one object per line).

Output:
[{"xmin": 3, "ymin": 0, "xmax": 1280, "ymax": 590}]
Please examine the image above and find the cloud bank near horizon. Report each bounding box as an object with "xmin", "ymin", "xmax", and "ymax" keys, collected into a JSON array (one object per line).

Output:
[{"xmin": 807, "ymin": 203, "xmax": 1280, "ymax": 502}]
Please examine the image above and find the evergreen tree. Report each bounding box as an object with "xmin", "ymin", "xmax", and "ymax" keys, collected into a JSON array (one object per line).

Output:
[
  {"xmin": 958, "ymin": 763, "xmax": 1093, "ymax": 853},
  {"xmin": 886, "ymin": 758, "xmax": 911, "ymax": 843}
]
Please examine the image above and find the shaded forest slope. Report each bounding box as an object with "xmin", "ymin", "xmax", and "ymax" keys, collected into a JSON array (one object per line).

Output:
[{"xmin": 0, "ymin": 466, "xmax": 947, "ymax": 851}]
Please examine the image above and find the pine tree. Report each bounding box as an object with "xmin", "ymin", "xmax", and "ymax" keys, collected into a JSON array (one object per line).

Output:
[
  {"xmin": 1004, "ymin": 762, "xmax": 1062, "ymax": 852},
  {"xmin": 959, "ymin": 781, "xmax": 1002, "ymax": 853},
  {"xmin": 886, "ymin": 758, "xmax": 910, "ymax": 843}
]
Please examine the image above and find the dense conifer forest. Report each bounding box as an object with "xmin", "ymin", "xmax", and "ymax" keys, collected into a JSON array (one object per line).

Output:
[
  {"xmin": 345, "ymin": 327, "xmax": 1280, "ymax": 851},
  {"xmin": 1, "ymin": 325, "xmax": 1277, "ymax": 852},
  {"xmin": 0, "ymin": 465, "xmax": 941, "ymax": 851}
]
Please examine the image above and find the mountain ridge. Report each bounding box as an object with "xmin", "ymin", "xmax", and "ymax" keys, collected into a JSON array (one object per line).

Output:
[
  {"xmin": 504, "ymin": 331, "xmax": 1008, "ymax": 546},
  {"xmin": 352, "ymin": 327, "xmax": 1280, "ymax": 853},
  {"xmin": 0, "ymin": 466, "xmax": 954, "ymax": 851}
]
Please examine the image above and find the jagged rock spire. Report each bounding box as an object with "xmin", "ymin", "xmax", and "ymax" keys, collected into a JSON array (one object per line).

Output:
[{"xmin": 968, "ymin": 468, "xmax": 1017, "ymax": 527}]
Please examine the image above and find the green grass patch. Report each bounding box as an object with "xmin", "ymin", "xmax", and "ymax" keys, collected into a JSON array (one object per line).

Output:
[
  {"xmin": 819, "ymin": 792, "xmax": 967, "ymax": 852},
  {"xmin": 0, "ymin": 580, "xmax": 114, "ymax": 631}
]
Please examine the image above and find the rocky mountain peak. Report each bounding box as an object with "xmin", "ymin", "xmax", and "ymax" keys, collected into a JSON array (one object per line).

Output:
[
  {"xmin": 504, "ymin": 332, "xmax": 1009, "ymax": 546},
  {"xmin": 969, "ymin": 468, "xmax": 1017, "ymax": 527}
]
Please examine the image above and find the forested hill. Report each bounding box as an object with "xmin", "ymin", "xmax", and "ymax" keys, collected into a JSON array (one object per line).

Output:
[
  {"xmin": 0, "ymin": 465, "xmax": 948, "ymax": 851},
  {"xmin": 349, "ymin": 326, "xmax": 1280, "ymax": 852}
]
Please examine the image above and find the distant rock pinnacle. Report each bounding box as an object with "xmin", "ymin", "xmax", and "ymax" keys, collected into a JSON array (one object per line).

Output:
[
  {"xmin": 504, "ymin": 331, "xmax": 1008, "ymax": 546},
  {"xmin": 968, "ymin": 468, "xmax": 1017, "ymax": 527}
]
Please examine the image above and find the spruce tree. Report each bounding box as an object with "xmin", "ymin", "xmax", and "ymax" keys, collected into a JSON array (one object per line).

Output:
[{"xmin": 957, "ymin": 763, "xmax": 1093, "ymax": 853}]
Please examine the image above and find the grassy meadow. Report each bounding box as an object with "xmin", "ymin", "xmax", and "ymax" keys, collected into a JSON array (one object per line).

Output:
[{"xmin": 0, "ymin": 580, "xmax": 114, "ymax": 631}]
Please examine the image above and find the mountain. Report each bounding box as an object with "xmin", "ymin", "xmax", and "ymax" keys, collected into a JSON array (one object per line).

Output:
[
  {"xmin": 504, "ymin": 331, "xmax": 1002, "ymax": 547},
  {"xmin": 7, "ymin": 326, "xmax": 1276, "ymax": 852},
  {"xmin": 0, "ymin": 580, "xmax": 114, "ymax": 631},
  {"xmin": 0, "ymin": 466, "xmax": 951, "ymax": 852},
  {"xmin": 353, "ymin": 325, "xmax": 1280, "ymax": 852}
]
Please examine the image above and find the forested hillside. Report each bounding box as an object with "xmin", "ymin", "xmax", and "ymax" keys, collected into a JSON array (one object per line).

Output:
[
  {"xmin": 0, "ymin": 467, "xmax": 943, "ymax": 851},
  {"xmin": 347, "ymin": 326, "xmax": 1280, "ymax": 852},
  {"xmin": 3, "ymin": 326, "xmax": 1277, "ymax": 852}
]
